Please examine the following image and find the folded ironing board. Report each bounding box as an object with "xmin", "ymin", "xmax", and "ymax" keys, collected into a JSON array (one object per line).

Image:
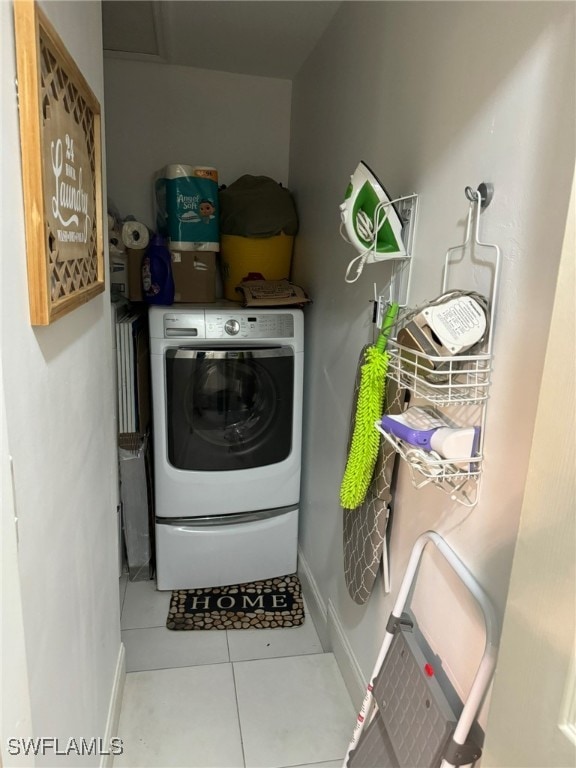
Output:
[{"xmin": 343, "ymin": 344, "xmax": 406, "ymax": 604}]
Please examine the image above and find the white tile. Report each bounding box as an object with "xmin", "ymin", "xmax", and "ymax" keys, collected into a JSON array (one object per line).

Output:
[
  {"xmin": 227, "ymin": 612, "xmax": 323, "ymax": 662},
  {"xmin": 122, "ymin": 626, "xmax": 229, "ymax": 672},
  {"xmin": 121, "ymin": 579, "xmax": 172, "ymax": 630},
  {"xmin": 115, "ymin": 664, "xmax": 244, "ymax": 768},
  {"xmin": 282, "ymin": 762, "xmax": 344, "ymax": 768},
  {"xmin": 234, "ymin": 653, "xmax": 355, "ymax": 768}
]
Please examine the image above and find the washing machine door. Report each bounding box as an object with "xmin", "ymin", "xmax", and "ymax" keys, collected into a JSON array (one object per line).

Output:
[{"xmin": 165, "ymin": 347, "xmax": 294, "ymax": 471}]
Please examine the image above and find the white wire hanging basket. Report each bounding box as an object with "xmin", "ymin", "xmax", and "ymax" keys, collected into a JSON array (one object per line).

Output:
[{"xmin": 381, "ymin": 185, "xmax": 501, "ymax": 507}]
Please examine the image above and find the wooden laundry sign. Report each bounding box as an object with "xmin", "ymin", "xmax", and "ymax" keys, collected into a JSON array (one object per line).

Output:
[
  {"xmin": 44, "ymin": 123, "xmax": 93, "ymax": 258},
  {"xmin": 14, "ymin": 0, "xmax": 104, "ymax": 325}
]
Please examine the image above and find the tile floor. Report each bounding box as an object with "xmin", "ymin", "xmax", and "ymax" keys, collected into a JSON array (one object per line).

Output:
[{"xmin": 116, "ymin": 575, "xmax": 356, "ymax": 768}]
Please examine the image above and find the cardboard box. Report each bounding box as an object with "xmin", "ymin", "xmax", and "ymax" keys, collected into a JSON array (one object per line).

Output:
[
  {"xmin": 171, "ymin": 250, "xmax": 216, "ymax": 303},
  {"xmin": 126, "ymin": 248, "xmax": 145, "ymax": 302},
  {"xmin": 111, "ymin": 254, "xmax": 128, "ymax": 298}
]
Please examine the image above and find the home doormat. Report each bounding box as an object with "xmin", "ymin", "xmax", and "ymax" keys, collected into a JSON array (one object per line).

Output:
[{"xmin": 166, "ymin": 574, "xmax": 305, "ymax": 630}]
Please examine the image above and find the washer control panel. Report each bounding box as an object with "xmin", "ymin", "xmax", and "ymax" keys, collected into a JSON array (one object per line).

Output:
[
  {"xmin": 162, "ymin": 311, "xmax": 295, "ymax": 339},
  {"xmin": 207, "ymin": 312, "xmax": 294, "ymax": 339}
]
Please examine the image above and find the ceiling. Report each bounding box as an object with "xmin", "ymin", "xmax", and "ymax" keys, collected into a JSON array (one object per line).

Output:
[{"xmin": 102, "ymin": 1, "xmax": 342, "ymax": 79}]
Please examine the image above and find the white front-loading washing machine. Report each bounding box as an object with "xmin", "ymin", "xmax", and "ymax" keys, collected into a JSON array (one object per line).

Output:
[{"xmin": 149, "ymin": 304, "xmax": 304, "ymax": 589}]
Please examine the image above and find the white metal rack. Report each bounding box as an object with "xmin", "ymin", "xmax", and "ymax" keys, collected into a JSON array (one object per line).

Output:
[
  {"xmin": 387, "ymin": 193, "xmax": 418, "ymax": 308},
  {"xmin": 385, "ymin": 347, "xmax": 492, "ymax": 406},
  {"xmin": 378, "ymin": 186, "xmax": 501, "ymax": 507},
  {"xmin": 343, "ymin": 192, "xmax": 419, "ymax": 307},
  {"xmin": 350, "ymin": 192, "xmax": 419, "ymax": 265}
]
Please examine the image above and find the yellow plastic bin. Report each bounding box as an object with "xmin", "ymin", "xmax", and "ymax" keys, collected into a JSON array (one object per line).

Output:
[{"xmin": 220, "ymin": 233, "xmax": 294, "ymax": 301}]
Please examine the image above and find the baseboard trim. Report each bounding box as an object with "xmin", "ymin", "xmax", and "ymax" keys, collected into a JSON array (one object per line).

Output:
[
  {"xmin": 327, "ymin": 599, "xmax": 366, "ymax": 712},
  {"xmin": 297, "ymin": 549, "xmax": 366, "ymax": 711},
  {"xmin": 297, "ymin": 546, "xmax": 329, "ymax": 651},
  {"xmin": 100, "ymin": 642, "xmax": 126, "ymax": 768}
]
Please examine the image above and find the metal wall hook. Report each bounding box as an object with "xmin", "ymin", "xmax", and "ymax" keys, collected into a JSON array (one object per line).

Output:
[{"xmin": 465, "ymin": 183, "xmax": 494, "ymax": 209}]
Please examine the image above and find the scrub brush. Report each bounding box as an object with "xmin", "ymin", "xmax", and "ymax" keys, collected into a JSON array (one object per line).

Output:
[{"xmin": 340, "ymin": 303, "xmax": 398, "ymax": 509}]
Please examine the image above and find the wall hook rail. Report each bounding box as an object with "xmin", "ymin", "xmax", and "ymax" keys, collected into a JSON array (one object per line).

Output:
[{"xmin": 465, "ymin": 182, "xmax": 493, "ymax": 209}]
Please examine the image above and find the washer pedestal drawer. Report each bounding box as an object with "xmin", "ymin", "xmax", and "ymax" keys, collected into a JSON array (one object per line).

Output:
[{"xmin": 155, "ymin": 507, "xmax": 298, "ymax": 590}]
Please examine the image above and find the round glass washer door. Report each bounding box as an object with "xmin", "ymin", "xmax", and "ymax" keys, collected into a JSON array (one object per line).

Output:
[
  {"xmin": 165, "ymin": 347, "xmax": 294, "ymax": 471},
  {"xmin": 186, "ymin": 357, "xmax": 276, "ymax": 448}
]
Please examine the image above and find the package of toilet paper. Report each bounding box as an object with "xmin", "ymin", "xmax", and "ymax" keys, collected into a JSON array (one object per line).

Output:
[{"xmin": 154, "ymin": 164, "xmax": 219, "ymax": 251}]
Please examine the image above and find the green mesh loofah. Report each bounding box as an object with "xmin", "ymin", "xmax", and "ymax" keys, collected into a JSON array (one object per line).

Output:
[{"xmin": 339, "ymin": 303, "xmax": 398, "ymax": 510}]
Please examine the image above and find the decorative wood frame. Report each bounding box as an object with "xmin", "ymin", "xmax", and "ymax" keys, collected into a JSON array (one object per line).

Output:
[{"xmin": 14, "ymin": 0, "xmax": 104, "ymax": 325}]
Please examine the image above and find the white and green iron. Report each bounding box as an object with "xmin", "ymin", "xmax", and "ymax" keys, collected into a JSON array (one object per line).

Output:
[{"xmin": 340, "ymin": 162, "xmax": 405, "ymax": 282}]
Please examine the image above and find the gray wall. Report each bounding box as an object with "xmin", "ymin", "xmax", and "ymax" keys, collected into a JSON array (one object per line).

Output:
[
  {"xmin": 289, "ymin": 0, "xmax": 575, "ymax": 716},
  {"xmin": 1, "ymin": 1, "xmax": 121, "ymax": 762},
  {"xmin": 103, "ymin": 58, "xmax": 292, "ymax": 226}
]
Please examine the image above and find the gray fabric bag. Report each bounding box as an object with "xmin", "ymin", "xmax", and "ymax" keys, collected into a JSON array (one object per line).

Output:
[{"xmin": 219, "ymin": 175, "xmax": 298, "ymax": 238}]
